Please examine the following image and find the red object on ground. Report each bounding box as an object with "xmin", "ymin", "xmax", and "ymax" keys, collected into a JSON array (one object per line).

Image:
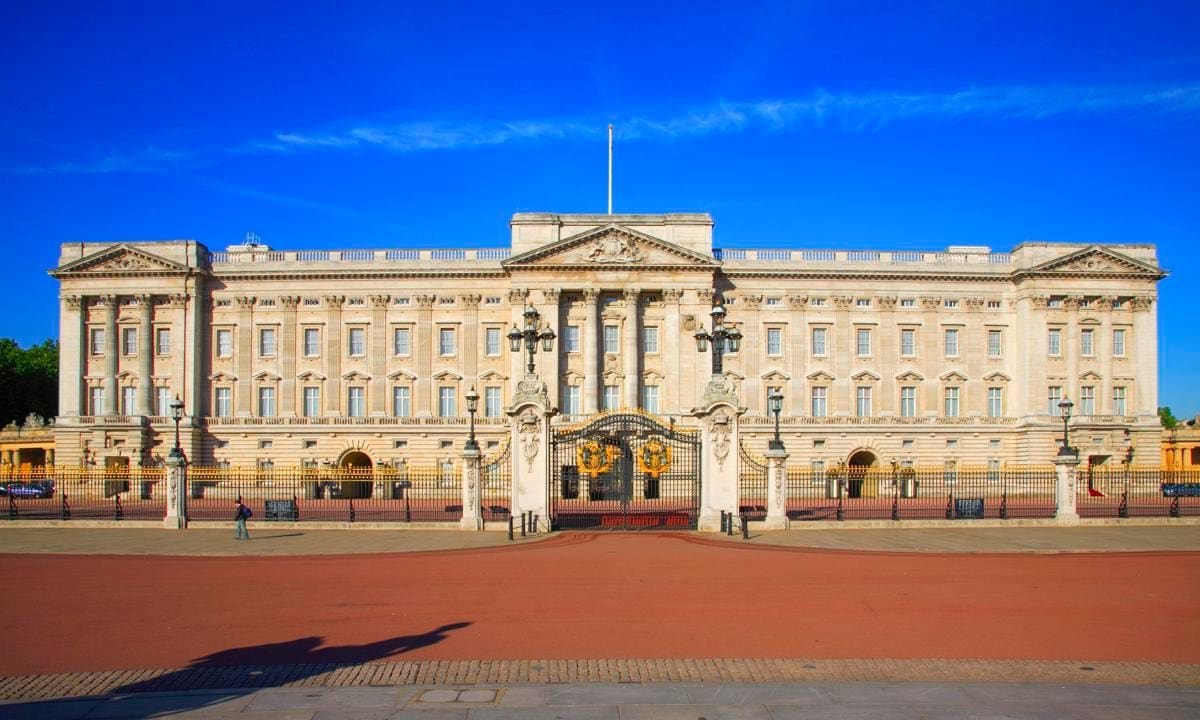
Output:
[{"xmin": 2, "ymin": 533, "xmax": 1198, "ymax": 676}]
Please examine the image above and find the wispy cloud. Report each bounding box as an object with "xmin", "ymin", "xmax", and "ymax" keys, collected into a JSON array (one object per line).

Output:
[{"xmin": 9, "ymin": 83, "xmax": 1199, "ymax": 174}]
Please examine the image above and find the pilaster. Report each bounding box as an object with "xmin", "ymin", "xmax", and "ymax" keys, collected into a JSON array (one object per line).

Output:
[
  {"xmin": 60, "ymin": 295, "xmax": 84, "ymax": 417},
  {"xmin": 102, "ymin": 295, "xmax": 118, "ymax": 415},
  {"xmin": 137, "ymin": 294, "xmax": 154, "ymax": 416},
  {"xmin": 234, "ymin": 296, "xmax": 255, "ymax": 416},
  {"xmin": 369, "ymin": 295, "xmax": 389, "ymax": 415},
  {"xmin": 280, "ymin": 296, "xmax": 300, "ymax": 416},
  {"xmin": 582, "ymin": 288, "xmax": 600, "ymax": 413}
]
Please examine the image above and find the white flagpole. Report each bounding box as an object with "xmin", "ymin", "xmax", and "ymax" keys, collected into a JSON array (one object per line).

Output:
[{"xmin": 607, "ymin": 124, "xmax": 613, "ymax": 215}]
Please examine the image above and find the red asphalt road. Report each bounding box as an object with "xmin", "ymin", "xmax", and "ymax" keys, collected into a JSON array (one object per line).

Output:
[{"xmin": 3, "ymin": 533, "xmax": 1199, "ymax": 676}]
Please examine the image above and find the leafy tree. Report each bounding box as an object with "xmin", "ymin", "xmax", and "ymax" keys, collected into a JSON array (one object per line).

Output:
[
  {"xmin": 0, "ymin": 338, "xmax": 57, "ymax": 426},
  {"xmin": 1159, "ymin": 406, "xmax": 1178, "ymax": 429}
]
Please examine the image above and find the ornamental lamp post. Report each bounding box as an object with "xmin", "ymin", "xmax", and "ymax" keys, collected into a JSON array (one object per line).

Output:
[
  {"xmin": 693, "ymin": 302, "xmax": 743, "ymax": 375},
  {"xmin": 169, "ymin": 396, "xmax": 185, "ymax": 461},
  {"xmin": 1057, "ymin": 397, "xmax": 1075, "ymax": 457},
  {"xmin": 464, "ymin": 385, "xmax": 480, "ymax": 452},
  {"xmin": 508, "ymin": 305, "xmax": 556, "ymax": 375},
  {"xmin": 767, "ymin": 388, "xmax": 784, "ymax": 451}
]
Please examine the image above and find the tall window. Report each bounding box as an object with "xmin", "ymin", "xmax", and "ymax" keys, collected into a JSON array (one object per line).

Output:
[
  {"xmin": 348, "ymin": 328, "xmax": 366, "ymax": 356},
  {"xmin": 258, "ymin": 387, "xmax": 276, "ymax": 417},
  {"xmin": 216, "ymin": 329, "xmax": 233, "ymax": 358},
  {"xmin": 856, "ymin": 328, "xmax": 871, "ymax": 356},
  {"xmin": 392, "ymin": 386, "xmax": 410, "ymax": 417},
  {"xmin": 855, "ymin": 387, "xmax": 872, "ymax": 417},
  {"xmin": 563, "ymin": 325, "xmax": 580, "ymax": 353},
  {"xmin": 89, "ymin": 387, "xmax": 104, "ymax": 415},
  {"xmin": 1080, "ymin": 328, "xmax": 1094, "ymax": 356},
  {"xmin": 811, "ymin": 327, "xmax": 827, "ymax": 356},
  {"xmin": 156, "ymin": 388, "xmax": 171, "ymax": 416},
  {"xmin": 641, "ymin": 385, "xmax": 660, "ymax": 414},
  {"xmin": 1047, "ymin": 328, "xmax": 1062, "ymax": 356},
  {"xmin": 304, "ymin": 387, "xmax": 321, "ymax": 417},
  {"xmin": 90, "ymin": 328, "xmax": 105, "ymax": 356},
  {"xmin": 900, "ymin": 328, "xmax": 915, "ymax": 357},
  {"xmin": 944, "ymin": 387, "xmax": 960, "ymax": 417},
  {"xmin": 900, "ymin": 386, "xmax": 916, "ymax": 417},
  {"xmin": 642, "ymin": 326, "xmax": 659, "ymax": 353},
  {"xmin": 347, "ymin": 386, "xmax": 365, "ymax": 417},
  {"xmin": 603, "ymin": 325, "xmax": 619, "ymax": 353},
  {"xmin": 766, "ymin": 328, "xmax": 782, "ymax": 356},
  {"xmin": 1048, "ymin": 385, "xmax": 1063, "ymax": 416},
  {"xmin": 214, "ymin": 387, "xmax": 231, "ymax": 418},
  {"xmin": 121, "ymin": 387, "xmax": 135, "ymax": 415},
  {"xmin": 304, "ymin": 328, "xmax": 320, "ymax": 357},
  {"xmin": 485, "ymin": 387, "xmax": 502, "ymax": 418},
  {"xmin": 1113, "ymin": 386, "xmax": 1127, "ymax": 416},
  {"xmin": 438, "ymin": 387, "xmax": 456, "ymax": 417},
  {"xmin": 155, "ymin": 328, "xmax": 171, "ymax": 355},
  {"xmin": 392, "ymin": 327, "xmax": 410, "ymax": 356},
  {"xmin": 485, "ymin": 327, "xmax": 502, "ymax": 356},
  {"xmin": 987, "ymin": 387, "xmax": 1003, "ymax": 417},
  {"xmin": 439, "ymin": 328, "xmax": 455, "ymax": 356},
  {"xmin": 259, "ymin": 328, "xmax": 276, "ymax": 356},
  {"xmin": 987, "ymin": 330, "xmax": 1002, "ymax": 358},
  {"xmin": 122, "ymin": 328, "xmax": 137, "ymax": 356},
  {"xmin": 603, "ymin": 385, "xmax": 620, "ymax": 410},
  {"xmin": 1113, "ymin": 329, "xmax": 1126, "ymax": 357},
  {"xmin": 562, "ymin": 385, "xmax": 581, "ymax": 415},
  {"xmin": 944, "ymin": 328, "xmax": 959, "ymax": 357},
  {"xmin": 811, "ymin": 387, "xmax": 827, "ymax": 417},
  {"xmin": 1080, "ymin": 385, "xmax": 1095, "ymax": 415}
]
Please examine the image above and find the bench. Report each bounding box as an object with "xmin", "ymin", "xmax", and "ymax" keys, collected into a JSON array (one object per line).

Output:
[{"xmin": 1161, "ymin": 483, "xmax": 1200, "ymax": 518}]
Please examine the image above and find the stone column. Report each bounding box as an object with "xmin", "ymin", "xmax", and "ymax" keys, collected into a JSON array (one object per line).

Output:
[
  {"xmin": 460, "ymin": 445, "xmax": 482, "ymax": 530},
  {"xmin": 1096, "ymin": 297, "xmax": 1114, "ymax": 415},
  {"xmin": 692, "ymin": 387, "xmax": 742, "ymax": 531},
  {"xmin": 622, "ymin": 288, "xmax": 640, "ymax": 409},
  {"xmin": 163, "ymin": 452, "xmax": 187, "ymax": 529},
  {"xmin": 833, "ymin": 296, "xmax": 854, "ymax": 415},
  {"xmin": 460, "ymin": 294, "xmax": 481, "ymax": 396},
  {"xmin": 582, "ymin": 289, "xmax": 600, "ymax": 413},
  {"xmin": 234, "ymin": 296, "xmax": 255, "ymax": 416},
  {"xmin": 763, "ymin": 447, "xmax": 789, "ymax": 529},
  {"xmin": 787, "ymin": 295, "xmax": 808, "ymax": 416},
  {"xmin": 102, "ymin": 295, "xmax": 118, "ymax": 415},
  {"xmin": 369, "ymin": 295, "xmax": 390, "ymax": 415},
  {"xmin": 1131, "ymin": 297, "xmax": 1156, "ymax": 417},
  {"xmin": 280, "ymin": 296, "xmax": 300, "ymax": 416},
  {"xmin": 415, "ymin": 294, "xmax": 434, "ymax": 416},
  {"xmin": 1065, "ymin": 296, "xmax": 1080, "ymax": 410},
  {"xmin": 537, "ymin": 289, "xmax": 560, "ymax": 409},
  {"xmin": 741, "ymin": 294, "xmax": 763, "ymax": 413},
  {"xmin": 324, "ymin": 296, "xmax": 345, "ymax": 415},
  {"xmin": 662, "ymin": 289, "xmax": 682, "ymax": 414},
  {"xmin": 877, "ymin": 296, "xmax": 897, "ymax": 415},
  {"xmin": 508, "ymin": 380, "xmax": 554, "ymax": 525},
  {"xmin": 920, "ymin": 296, "xmax": 942, "ymax": 415},
  {"xmin": 1054, "ymin": 453, "xmax": 1080, "ymax": 521},
  {"xmin": 137, "ymin": 295, "xmax": 153, "ymax": 416},
  {"xmin": 61, "ymin": 295, "xmax": 85, "ymax": 417}
]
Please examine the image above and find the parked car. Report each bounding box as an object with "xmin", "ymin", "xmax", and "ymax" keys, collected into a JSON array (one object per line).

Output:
[{"xmin": 0, "ymin": 481, "xmax": 55, "ymax": 499}]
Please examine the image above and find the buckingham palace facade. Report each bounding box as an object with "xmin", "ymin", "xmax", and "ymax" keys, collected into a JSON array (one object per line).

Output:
[{"xmin": 50, "ymin": 212, "xmax": 1165, "ymax": 472}]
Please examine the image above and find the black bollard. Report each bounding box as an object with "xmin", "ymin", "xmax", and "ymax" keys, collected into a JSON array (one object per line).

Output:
[
  {"xmin": 508, "ymin": 515, "xmax": 514, "ymax": 541},
  {"xmin": 741, "ymin": 514, "xmax": 750, "ymax": 540}
]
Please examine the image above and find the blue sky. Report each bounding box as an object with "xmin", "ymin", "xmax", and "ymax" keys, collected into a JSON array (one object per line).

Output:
[{"xmin": 2, "ymin": 1, "xmax": 1198, "ymax": 413}]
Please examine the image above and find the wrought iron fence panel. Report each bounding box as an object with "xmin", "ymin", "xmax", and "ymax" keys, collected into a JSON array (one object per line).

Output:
[
  {"xmin": 1, "ymin": 467, "xmax": 166, "ymax": 521},
  {"xmin": 480, "ymin": 442, "xmax": 512, "ymax": 521},
  {"xmin": 738, "ymin": 444, "xmax": 768, "ymax": 521}
]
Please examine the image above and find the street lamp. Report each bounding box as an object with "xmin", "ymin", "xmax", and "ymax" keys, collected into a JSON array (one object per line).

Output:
[
  {"xmin": 693, "ymin": 302, "xmax": 743, "ymax": 375},
  {"xmin": 169, "ymin": 396, "xmax": 185, "ymax": 460},
  {"xmin": 1057, "ymin": 397, "xmax": 1075, "ymax": 457},
  {"xmin": 767, "ymin": 388, "xmax": 784, "ymax": 451},
  {"xmin": 508, "ymin": 305, "xmax": 556, "ymax": 375},
  {"xmin": 464, "ymin": 385, "xmax": 480, "ymax": 452}
]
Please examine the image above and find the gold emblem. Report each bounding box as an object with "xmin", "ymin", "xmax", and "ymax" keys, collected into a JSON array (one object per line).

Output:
[
  {"xmin": 577, "ymin": 439, "xmax": 616, "ymax": 478},
  {"xmin": 636, "ymin": 438, "xmax": 672, "ymax": 478}
]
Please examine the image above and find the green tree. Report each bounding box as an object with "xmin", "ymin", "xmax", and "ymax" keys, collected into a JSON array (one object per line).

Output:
[
  {"xmin": 0, "ymin": 338, "xmax": 57, "ymax": 426},
  {"xmin": 1159, "ymin": 406, "xmax": 1178, "ymax": 429}
]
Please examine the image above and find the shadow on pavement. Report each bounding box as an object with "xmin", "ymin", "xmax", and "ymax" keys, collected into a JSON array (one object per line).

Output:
[{"xmin": 0, "ymin": 622, "xmax": 470, "ymax": 720}]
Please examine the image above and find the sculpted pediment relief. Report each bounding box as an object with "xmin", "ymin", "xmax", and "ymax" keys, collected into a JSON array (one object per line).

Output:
[
  {"xmin": 1026, "ymin": 246, "xmax": 1162, "ymax": 277},
  {"xmin": 503, "ymin": 224, "xmax": 719, "ymax": 269},
  {"xmin": 52, "ymin": 244, "xmax": 192, "ymax": 277}
]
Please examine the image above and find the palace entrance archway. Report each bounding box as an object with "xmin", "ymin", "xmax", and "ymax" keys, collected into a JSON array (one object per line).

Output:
[{"xmin": 846, "ymin": 450, "xmax": 878, "ymax": 499}]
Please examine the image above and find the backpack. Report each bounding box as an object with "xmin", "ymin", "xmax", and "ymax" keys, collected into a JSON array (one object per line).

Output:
[{"xmin": 242, "ymin": 505, "xmax": 252, "ymax": 519}]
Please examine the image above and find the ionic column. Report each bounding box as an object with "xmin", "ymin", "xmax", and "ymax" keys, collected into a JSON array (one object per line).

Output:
[
  {"xmin": 102, "ymin": 295, "xmax": 118, "ymax": 415},
  {"xmin": 234, "ymin": 296, "xmax": 255, "ymax": 416},
  {"xmin": 61, "ymin": 295, "xmax": 85, "ymax": 417},
  {"xmin": 622, "ymin": 288, "xmax": 640, "ymax": 409},
  {"xmin": 324, "ymin": 296, "xmax": 345, "ymax": 415},
  {"xmin": 370, "ymin": 295, "xmax": 390, "ymax": 415},
  {"xmin": 414, "ymin": 294, "xmax": 434, "ymax": 416},
  {"xmin": 582, "ymin": 289, "xmax": 600, "ymax": 413},
  {"xmin": 137, "ymin": 294, "xmax": 153, "ymax": 416},
  {"xmin": 280, "ymin": 296, "xmax": 300, "ymax": 416},
  {"xmin": 662, "ymin": 289, "xmax": 682, "ymax": 414}
]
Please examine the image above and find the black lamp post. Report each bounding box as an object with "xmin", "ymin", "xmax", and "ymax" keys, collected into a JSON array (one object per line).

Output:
[
  {"xmin": 693, "ymin": 302, "xmax": 743, "ymax": 375},
  {"xmin": 508, "ymin": 305, "xmax": 556, "ymax": 375},
  {"xmin": 767, "ymin": 388, "xmax": 784, "ymax": 451},
  {"xmin": 169, "ymin": 395, "xmax": 185, "ymax": 461},
  {"xmin": 1057, "ymin": 397, "xmax": 1075, "ymax": 457},
  {"xmin": 464, "ymin": 385, "xmax": 480, "ymax": 452}
]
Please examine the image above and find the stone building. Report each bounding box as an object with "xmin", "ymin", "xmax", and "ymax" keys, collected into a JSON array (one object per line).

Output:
[{"xmin": 50, "ymin": 212, "xmax": 1164, "ymax": 473}]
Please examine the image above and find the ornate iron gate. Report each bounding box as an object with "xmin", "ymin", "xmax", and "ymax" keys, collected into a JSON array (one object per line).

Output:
[{"xmin": 551, "ymin": 412, "xmax": 700, "ymax": 530}]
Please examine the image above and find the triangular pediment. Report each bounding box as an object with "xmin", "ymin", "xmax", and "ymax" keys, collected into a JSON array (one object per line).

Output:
[
  {"xmin": 761, "ymin": 370, "xmax": 791, "ymax": 382},
  {"xmin": 298, "ymin": 370, "xmax": 328, "ymax": 382},
  {"xmin": 502, "ymin": 224, "xmax": 719, "ymax": 270},
  {"xmin": 51, "ymin": 244, "xmax": 193, "ymax": 278},
  {"xmin": 940, "ymin": 371, "xmax": 967, "ymax": 383},
  {"xmin": 253, "ymin": 371, "xmax": 282, "ymax": 382},
  {"xmin": 1024, "ymin": 246, "xmax": 1163, "ymax": 278},
  {"xmin": 209, "ymin": 372, "xmax": 237, "ymax": 382},
  {"xmin": 1080, "ymin": 370, "xmax": 1103, "ymax": 381},
  {"xmin": 983, "ymin": 372, "xmax": 1011, "ymax": 382},
  {"xmin": 478, "ymin": 370, "xmax": 509, "ymax": 381},
  {"xmin": 386, "ymin": 369, "xmax": 415, "ymax": 381},
  {"xmin": 896, "ymin": 371, "xmax": 925, "ymax": 383},
  {"xmin": 431, "ymin": 370, "xmax": 462, "ymax": 382},
  {"xmin": 807, "ymin": 371, "xmax": 834, "ymax": 383},
  {"xmin": 852, "ymin": 370, "xmax": 880, "ymax": 383},
  {"xmin": 342, "ymin": 370, "xmax": 371, "ymax": 382}
]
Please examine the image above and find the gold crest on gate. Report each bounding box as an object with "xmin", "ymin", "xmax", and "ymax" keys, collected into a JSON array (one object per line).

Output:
[
  {"xmin": 577, "ymin": 439, "xmax": 616, "ymax": 478},
  {"xmin": 636, "ymin": 438, "xmax": 672, "ymax": 478}
]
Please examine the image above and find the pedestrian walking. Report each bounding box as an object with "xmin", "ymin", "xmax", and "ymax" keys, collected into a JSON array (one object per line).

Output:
[{"xmin": 234, "ymin": 498, "xmax": 252, "ymax": 540}]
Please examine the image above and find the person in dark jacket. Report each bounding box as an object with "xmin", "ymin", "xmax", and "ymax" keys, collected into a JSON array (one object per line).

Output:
[{"xmin": 234, "ymin": 498, "xmax": 251, "ymax": 540}]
